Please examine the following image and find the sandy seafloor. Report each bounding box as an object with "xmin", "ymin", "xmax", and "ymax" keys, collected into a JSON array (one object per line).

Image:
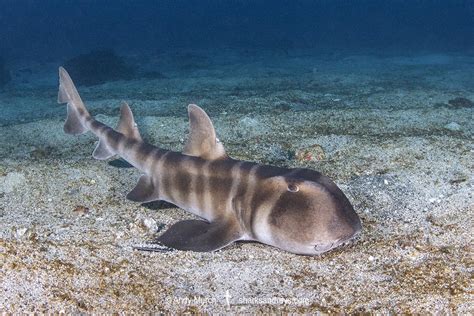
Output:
[{"xmin": 0, "ymin": 50, "xmax": 473, "ymax": 313}]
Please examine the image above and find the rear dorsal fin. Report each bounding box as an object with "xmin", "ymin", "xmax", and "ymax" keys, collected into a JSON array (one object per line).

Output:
[
  {"xmin": 117, "ymin": 102, "xmax": 142, "ymax": 141},
  {"xmin": 92, "ymin": 102, "xmax": 141, "ymax": 161},
  {"xmin": 183, "ymin": 104, "xmax": 227, "ymax": 160}
]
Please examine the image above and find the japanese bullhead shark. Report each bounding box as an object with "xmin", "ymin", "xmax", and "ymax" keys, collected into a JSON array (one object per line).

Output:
[{"xmin": 58, "ymin": 67, "xmax": 361, "ymax": 255}]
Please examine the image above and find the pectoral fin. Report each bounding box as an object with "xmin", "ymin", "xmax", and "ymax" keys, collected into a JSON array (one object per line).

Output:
[{"xmin": 156, "ymin": 219, "xmax": 242, "ymax": 252}]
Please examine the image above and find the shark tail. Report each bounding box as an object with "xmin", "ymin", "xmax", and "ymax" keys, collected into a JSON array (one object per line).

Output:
[
  {"xmin": 58, "ymin": 67, "xmax": 142, "ymax": 160},
  {"xmin": 58, "ymin": 67, "xmax": 91, "ymax": 135}
]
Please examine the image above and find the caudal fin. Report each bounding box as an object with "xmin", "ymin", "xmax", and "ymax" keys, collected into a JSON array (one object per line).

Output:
[
  {"xmin": 58, "ymin": 67, "xmax": 90, "ymax": 135},
  {"xmin": 59, "ymin": 67, "xmax": 143, "ymax": 161}
]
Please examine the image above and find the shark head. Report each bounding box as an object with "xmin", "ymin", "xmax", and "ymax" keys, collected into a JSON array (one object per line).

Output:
[{"xmin": 261, "ymin": 169, "xmax": 362, "ymax": 255}]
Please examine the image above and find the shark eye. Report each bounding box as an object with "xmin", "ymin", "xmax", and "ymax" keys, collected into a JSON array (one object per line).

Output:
[{"xmin": 287, "ymin": 183, "xmax": 299, "ymax": 192}]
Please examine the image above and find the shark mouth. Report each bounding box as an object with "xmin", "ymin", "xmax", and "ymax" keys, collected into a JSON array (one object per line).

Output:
[{"xmin": 314, "ymin": 232, "xmax": 361, "ymax": 253}]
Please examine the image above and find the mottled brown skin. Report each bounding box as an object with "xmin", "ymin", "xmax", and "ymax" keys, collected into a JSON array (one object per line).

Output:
[{"xmin": 58, "ymin": 67, "xmax": 362, "ymax": 255}]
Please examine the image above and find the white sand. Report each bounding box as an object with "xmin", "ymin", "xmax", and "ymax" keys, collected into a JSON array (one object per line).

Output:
[{"xmin": 0, "ymin": 51, "xmax": 472, "ymax": 313}]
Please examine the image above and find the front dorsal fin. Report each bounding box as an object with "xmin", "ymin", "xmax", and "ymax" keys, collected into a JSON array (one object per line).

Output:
[
  {"xmin": 183, "ymin": 104, "xmax": 227, "ymax": 160},
  {"xmin": 117, "ymin": 102, "xmax": 142, "ymax": 141}
]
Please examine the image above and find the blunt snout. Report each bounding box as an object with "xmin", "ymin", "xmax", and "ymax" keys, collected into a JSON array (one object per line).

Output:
[
  {"xmin": 314, "ymin": 227, "xmax": 361, "ymax": 254},
  {"xmin": 316, "ymin": 213, "xmax": 362, "ymax": 254}
]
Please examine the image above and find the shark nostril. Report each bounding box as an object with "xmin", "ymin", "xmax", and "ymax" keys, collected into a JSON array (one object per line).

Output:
[{"xmin": 314, "ymin": 242, "xmax": 334, "ymax": 252}]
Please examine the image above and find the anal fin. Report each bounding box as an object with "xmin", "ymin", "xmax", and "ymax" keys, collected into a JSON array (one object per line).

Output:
[
  {"xmin": 156, "ymin": 219, "xmax": 242, "ymax": 252},
  {"xmin": 64, "ymin": 103, "xmax": 88, "ymax": 135},
  {"xmin": 126, "ymin": 175, "xmax": 160, "ymax": 203},
  {"xmin": 92, "ymin": 139, "xmax": 114, "ymax": 160}
]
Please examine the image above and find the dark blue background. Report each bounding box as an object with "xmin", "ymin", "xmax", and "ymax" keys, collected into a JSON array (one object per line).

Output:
[{"xmin": 0, "ymin": 0, "xmax": 473, "ymax": 60}]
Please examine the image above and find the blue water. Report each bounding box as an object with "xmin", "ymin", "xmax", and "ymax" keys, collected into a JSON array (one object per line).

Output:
[
  {"xmin": 0, "ymin": 1, "xmax": 472, "ymax": 125},
  {"xmin": 1, "ymin": 1, "xmax": 472, "ymax": 59}
]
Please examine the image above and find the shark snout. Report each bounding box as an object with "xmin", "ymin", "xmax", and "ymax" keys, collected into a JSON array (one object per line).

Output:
[
  {"xmin": 314, "ymin": 221, "xmax": 362, "ymax": 254},
  {"xmin": 313, "ymin": 237, "xmax": 356, "ymax": 254},
  {"xmin": 313, "ymin": 242, "xmax": 337, "ymax": 253}
]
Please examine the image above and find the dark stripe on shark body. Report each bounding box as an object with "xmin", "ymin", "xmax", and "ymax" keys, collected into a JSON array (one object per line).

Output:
[
  {"xmin": 161, "ymin": 151, "xmax": 184, "ymax": 202},
  {"xmin": 134, "ymin": 142, "xmax": 157, "ymax": 166},
  {"xmin": 255, "ymin": 164, "xmax": 288, "ymax": 179},
  {"xmin": 90, "ymin": 120, "xmax": 106, "ymax": 133},
  {"xmin": 148, "ymin": 148, "xmax": 167, "ymax": 172},
  {"xmin": 270, "ymin": 191, "xmax": 313, "ymax": 228},
  {"xmin": 193, "ymin": 160, "xmax": 207, "ymax": 214},
  {"xmin": 172, "ymin": 156, "xmax": 194, "ymax": 205},
  {"xmin": 249, "ymin": 183, "xmax": 277, "ymax": 235},
  {"xmin": 79, "ymin": 107, "xmax": 90, "ymax": 117},
  {"xmin": 105, "ymin": 128, "xmax": 125, "ymax": 151},
  {"xmin": 248, "ymin": 165, "xmax": 286, "ymax": 233},
  {"xmin": 233, "ymin": 162, "xmax": 257, "ymax": 236},
  {"xmin": 207, "ymin": 159, "xmax": 235, "ymax": 218},
  {"xmin": 162, "ymin": 151, "xmax": 204, "ymax": 206}
]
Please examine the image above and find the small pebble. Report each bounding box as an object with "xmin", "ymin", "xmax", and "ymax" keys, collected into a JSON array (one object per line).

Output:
[
  {"xmin": 15, "ymin": 227, "xmax": 36, "ymax": 241},
  {"xmin": 1, "ymin": 172, "xmax": 26, "ymax": 193},
  {"xmin": 73, "ymin": 205, "xmax": 89, "ymax": 215},
  {"xmin": 444, "ymin": 122, "xmax": 461, "ymax": 132},
  {"xmin": 16, "ymin": 227, "xmax": 28, "ymax": 237},
  {"xmin": 295, "ymin": 144, "xmax": 325, "ymax": 162},
  {"xmin": 135, "ymin": 216, "xmax": 158, "ymax": 233},
  {"xmin": 239, "ymin": 117, "xmax": 259, "ymax": 128}
]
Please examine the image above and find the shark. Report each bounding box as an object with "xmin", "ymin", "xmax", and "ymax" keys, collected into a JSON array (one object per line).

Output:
[{"xmin": 58, "ymin": 67, "xmax": 362, "ymax": 255}]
